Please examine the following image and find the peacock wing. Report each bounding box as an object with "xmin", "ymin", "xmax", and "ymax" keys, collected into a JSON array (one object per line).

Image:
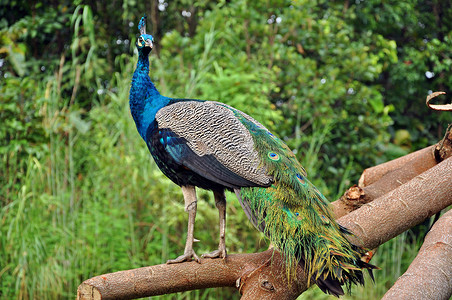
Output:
[{"xmin": 154, "ymin": 100, "xmax": 273, "ymax": 188}]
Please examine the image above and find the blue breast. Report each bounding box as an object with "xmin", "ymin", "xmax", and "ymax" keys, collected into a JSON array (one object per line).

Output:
[{"xmin": 138, "ymin": 96, "xmax": 170, "ymax": 139}]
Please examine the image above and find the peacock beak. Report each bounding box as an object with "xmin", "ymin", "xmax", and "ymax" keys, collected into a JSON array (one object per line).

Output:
[{"xmin": 145, "ymin": 39, "xmax": 153, "ymax": 49}]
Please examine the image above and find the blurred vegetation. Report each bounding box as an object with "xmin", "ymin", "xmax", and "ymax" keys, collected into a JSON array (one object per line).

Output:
[{"xmin": 0, "ymin": 0, "xmax": 451, "ymax": 299}]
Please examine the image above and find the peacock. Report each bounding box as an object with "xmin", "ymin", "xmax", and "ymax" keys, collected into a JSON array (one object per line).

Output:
[{"xmin": 129, "ymin": 15, "xmax": 375, "ymax": 297}]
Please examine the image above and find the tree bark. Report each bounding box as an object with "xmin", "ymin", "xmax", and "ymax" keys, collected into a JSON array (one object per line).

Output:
[
  {"xmin": 381, "ymin": 209, "xmax": 452, "ymax": 300},
  {"xmin": 331, "ymin": 145, "xmax": 438, "ymax": 218},
  {"xmin": 77, "ymin": 250, "xmax": 308, "ymax": 300},
  {"xmin": 337, "ymin": 157, "xmax": 452, "ymax": 250},
  {"xmin": 77, "ymin": 144, "xmax": 452, "ymax": 300},
  {"xmin": 358, "ymin": 145, "xmax": 436, "ymax": 187}
]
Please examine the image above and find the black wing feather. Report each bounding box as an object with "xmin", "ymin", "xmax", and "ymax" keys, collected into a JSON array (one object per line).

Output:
[{"xmin": 156, "ymin": 128, "xmax": 259, "ymax": 189}]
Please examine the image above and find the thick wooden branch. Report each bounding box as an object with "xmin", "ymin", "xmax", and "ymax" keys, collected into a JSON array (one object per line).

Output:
[
  {"xmin": 331, "ymin": 129, "xmax": 452, "ymax": 218},
  {"xmin": 331, "ymin": 145, "xmax": 438, "ymax": 218},
  {"xmin": 358, "ymin": 145, "xmax": 436, "ymax": 187},
  {"xmin": 338, "ymin": 157, "xmax": 452, "ymax": 249},
  {"xmin": 382, "ymin": 209, "xmax": 452, "ymax": 300},
  {"xmin": 77, "ymin": 250, "xmax": 308, "ymax": 300},
  {"xmin": 77, "ymin": 147, "xmax": 452, "ymax": 300}
]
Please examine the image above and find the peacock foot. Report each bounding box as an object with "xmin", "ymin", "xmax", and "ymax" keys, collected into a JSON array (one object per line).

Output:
[
  {"xmin": 166, "ymin": 250, "xmax": 201, "ymax": 264},
  {"xmin": 202, "ymin": 246, "xmax": 227, "ymax": 259}
]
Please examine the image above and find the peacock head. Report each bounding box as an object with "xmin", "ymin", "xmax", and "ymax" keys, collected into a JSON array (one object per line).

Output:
[{"xmin": 136, "ymin": 15, "xmax": 154, "ymax": 54}]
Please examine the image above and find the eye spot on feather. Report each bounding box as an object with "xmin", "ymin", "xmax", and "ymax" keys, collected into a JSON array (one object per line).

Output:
[
  {"xmin": 268, "ymin": 152, "xmax": 280, "ymax": 161},
  {"xmin": 295, "ymin": 212, "xmax": 302, "ymax": 220},
  {"xmin": 296, "ymin": 173, "xmax": 306, "ymax": 184},
  {"xmin": 321, "ymin": 215, "xmax": 330, "ymax": 224}
]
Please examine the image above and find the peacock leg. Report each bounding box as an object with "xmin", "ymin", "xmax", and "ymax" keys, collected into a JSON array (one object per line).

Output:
[
  {"xmin": 202, "ymin": 190, "xmax": 227, "ymax": 259},
  {"xmin": 167, "ymin": 185, "xmax": 201, "ymax": 264}
]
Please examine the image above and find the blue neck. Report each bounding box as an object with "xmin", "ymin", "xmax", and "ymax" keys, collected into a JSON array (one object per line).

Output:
[{"xmin": 129, "ymin": 50, "xmax": 169, "ymax": 139}]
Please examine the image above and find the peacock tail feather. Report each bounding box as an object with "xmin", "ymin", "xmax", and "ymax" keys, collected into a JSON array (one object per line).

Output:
[{"xmin": 224, "ymin": 104, "xmax": 371, "ymax": 290}]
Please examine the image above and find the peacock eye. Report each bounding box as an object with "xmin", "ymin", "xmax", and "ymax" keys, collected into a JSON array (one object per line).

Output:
[
  {"xmin": 267, "ymin": 152, "xmax": 280, "ymax": 161},
  {"xmin": 138, "ymin": 37, "xmax": 143, "ymax": 42},
  {"xmin": 295, "ymin": 212, "xmax": 299, "ymax": 217}
]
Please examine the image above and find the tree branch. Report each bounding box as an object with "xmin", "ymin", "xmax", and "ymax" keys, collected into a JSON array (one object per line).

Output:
[
  {"xmin": 331, "ymin": 128, "xmax": 451, "ymax": 218},
  {"xmin": 338, "ymin": 157, "xmax": 452, "ymax": 249},
  {"xmin": 358, "ymin": 145, "xmax": 436, "ymax": 187},
  {"xmin": 331, "ymin": 145, "xmax": 438, "ymax": 218},
  {"xmin": 77, "ymin": 250, "xmax": 308, "ymax": 300},
  {"xmin": 382, "ymin": 209, "xmax": 452, "ymax": 300}
]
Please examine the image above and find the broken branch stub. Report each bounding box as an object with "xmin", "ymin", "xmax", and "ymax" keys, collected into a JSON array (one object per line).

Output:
[{"xmin": 426, "ymin": 91, "xmax": 452, "ymax": 111}]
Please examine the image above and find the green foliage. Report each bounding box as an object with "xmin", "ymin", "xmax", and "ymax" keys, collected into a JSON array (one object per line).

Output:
[
  {"xmin": 0, "ymin": 76, "xmax": 47, "ymax": 206},
  {"xmin": 0, "ymin": 0, "xmax": 449, "ymax": 299},
  {"xmin": 351, "ymin": 0, "xmax": 452, "ymax": 149}
]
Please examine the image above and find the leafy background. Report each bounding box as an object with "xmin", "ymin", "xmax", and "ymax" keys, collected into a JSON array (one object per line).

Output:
[{"xmin": 1, "ymin": 0, "xmax": 451, "ymax": 299}]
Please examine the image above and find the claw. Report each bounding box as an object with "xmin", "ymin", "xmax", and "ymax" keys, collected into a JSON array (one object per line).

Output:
[
  {"xmin": 167, "ymin": 250, "xmax": 201, "ymax": 264},
  {"xmin": 202, "ymin": 247, "xmax": 227, "ymax": 259}
]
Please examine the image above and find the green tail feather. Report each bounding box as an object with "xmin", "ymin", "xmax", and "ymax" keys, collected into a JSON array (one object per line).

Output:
[
  {"xmin": 239, "ymin": 185, "xmax": 369, "ymax": 288},
  {"xmin": 226, "ymin": 106, "xmax": 375, "ymax": 294}
]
